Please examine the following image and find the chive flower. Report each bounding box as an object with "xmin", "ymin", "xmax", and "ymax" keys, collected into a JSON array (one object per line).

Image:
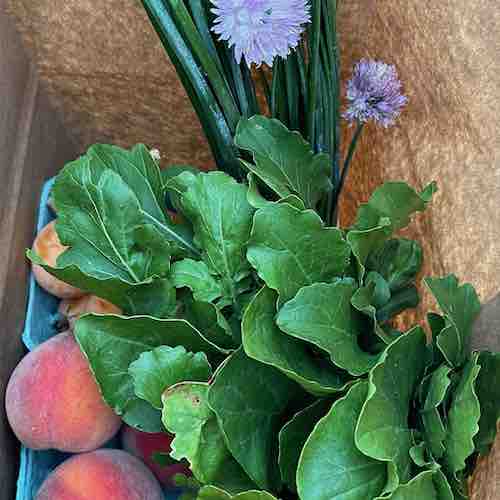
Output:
[
  {"xmin": 210, "ymin": 0, "xmax": 311, "ymax": 67},
  {"xmin": 344, "ymin": 59, "xmax": 408, "ymax": 127}
]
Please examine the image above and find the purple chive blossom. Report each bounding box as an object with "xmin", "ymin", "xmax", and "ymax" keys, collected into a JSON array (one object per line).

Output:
[
  {"xmin": 343, "ymin": 59, "xmax": 408, "ymax": 127},
  {"xmin": 210, "ymin": 0, "xmax": 311, "ymax": 67}
]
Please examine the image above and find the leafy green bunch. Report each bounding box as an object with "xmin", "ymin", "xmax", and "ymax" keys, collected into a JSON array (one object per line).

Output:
[{"xmin": 29, "ymin": 115, "xmax": 499, "ymax": 499}]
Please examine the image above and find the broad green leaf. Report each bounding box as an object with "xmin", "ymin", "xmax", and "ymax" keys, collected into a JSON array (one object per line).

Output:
[
  {"xmin": 351, "ymin": 283, "xmax": 398, "ymax": 345},
  {"xmin": 121, "ymin": 397, "xmax": 164, "ymax": 432},
  {"xmin": 426, "ymin": 312, "xmax": 446, "ymax": 366},
  {"xmin": 347, "ymin": 218, "xmax": 391, "ymax": 280},
  {"xmin": 297, "ymin": 382, "xmax": 386, "ymax": 500},
  {"xmin": 433, "ymin": 468, "xmax": 454, "ymax": 500},
  {"xmin": 34, "ymin": 170, "xmax": 173, "ymax": 283},
  {"xmin": 88, "ymin": 144, "xmax": 164, "ymax": 218},
  {"xmin": 243, "ymin": 287, "xmax": 352, "ymax": 395},
  {"xmin": 162, "ymin": 382, "xmax": 252, "ymax": 490},
  {"xmin": 235, "ymin": 115, "xmax": 331, "ymax": 209},
  {"xmin": 278, "ymin": 399, "xmax": 332, "ymax": 492},
  {"xmin": 376, "ymin": 286, "xmax": 420, "ymax": 323},
  {"xmin": 420, "ymin": 365, "xmax": 452, "ymax": 459},
  {"xmin": 356, "ymin": 327, "xmax": 428, "ymax": 484},
  {"xmin": 246, "ymin": 173, "xmax": 269, "ymax": 209},
  {"xmin": 75, "ymin": 314, "xmax": 225, "ymax": 430},
  {"xmin": 277, "ymin": 280, "xmax": 379, "ymax": 376},
  {"xmin": 178, "ymin": 172, "xmax": 254, "ymax": 303},
  {"xmin": 247, "ymin": 203, "xmax": 350, "ymax": 303},
  {"xmin": 129, "ymin": 346, "xmax": 212, "ymax": 409},
  {"xmin": 278, "ymin": 195, "xmax": 308, "ymax": 210},
  {"xmin": 162, "ymin": 164, "xmax": 201, "ymax": 192},
  {"xmin": 348, "ymin": 182, "xmax": 435, "ymax": 279},
  {"xmin": 173, "ymin": 472, "xmax": 200, "ymax": 492},
  {"xmin": 427, "ymin": 313, "xmax": 446, "ymax": 338},
  {"xmin": 172, "ymin": 259, "xmax": 224, "ymax": 303},
  {"xmin": 208, "ymin": 348, "xmax": 297, "ymax": 490},
  {"xmin": 425, "ymin": 275, "xmax": 481, "ymax": 366},
  {"xmin": 475, "ymin": 352, "xmax": 500, "ymax": 454},
  {"xmin": 247, "ymin": 173, "xmax": 306, "ymax": 211},
  {"xmin": 375, "ymin": 470, "xmax": 437, "ymax": 500},
  {"xmin": 353, "ymin": 182, "xmax": 437, "ymax": 233},
  {"xmin": 27, "ymin": 251, "xmax": 176, "ymax": 318},
  {"xmin": 197, "ymin": 486, "xmax": 278, "ymax": 500},
  {"xmin": 55, "ymin": 144, "xmax": 196, "ymax": 259},
  {"xmin": 446, "ymin": 473, "xmax": 469, "ymax": 500},
  {"xmin": 181, "ymin": 296, "xmax": 238, "ymax": 350},
  {"xmin": 27, "ymin": 145, "xmax": 200, "ymax": 317},
  {"xmin": 444, "ymin": 354, "xmax": 481, "ymax": 473},
  {"xmin": 367, "ymin": 239, "xmax": 423, "ymax": 293},
  {"xmin": 352, "ymin": 279, "xmax": 419, "ymax": 335},
  {"xmin": 365, "ymin": 271, "xmax": 391, "ymax": 309},
  {"xmin": 409, "ymin": 442, "xmax": 429, "ymax": 467},
  {"xmin": 165, "ymin": 170, "xmax": 197, "ymax": 198}
]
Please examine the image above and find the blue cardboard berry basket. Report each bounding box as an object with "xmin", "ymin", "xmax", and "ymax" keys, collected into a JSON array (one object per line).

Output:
[{"xmin": 16, "ymin": 178, "xmax": 180, "ymax": 499}]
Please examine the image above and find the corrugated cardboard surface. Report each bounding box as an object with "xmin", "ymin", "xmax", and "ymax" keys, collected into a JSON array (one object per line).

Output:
[
  {"xmin": 4, "ymin": 0, "xmax": 500, "ymax": 497},
  {"xmin": 4, "ymin": 0, "xmax": 212, "ymax": 167}
]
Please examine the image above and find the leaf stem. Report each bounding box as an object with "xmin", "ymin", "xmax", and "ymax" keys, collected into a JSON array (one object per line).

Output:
[
  {"xmin": 141, "ymin": 209, "xmax": 201, "ymax": 257},
  {"xmin": 167, "ymin": 0, "xmax": 241, "ymax": 131},
  {"xmin": 141, "ymin": 0, "xmax": 242, "ymax": 179},
  {"xmin": 307, "ymin": 0, "xmax": 322, "ymax": 147},
  {"xmin": 330, "ymin": 121, "xmax": 364, "ymax": 225}
]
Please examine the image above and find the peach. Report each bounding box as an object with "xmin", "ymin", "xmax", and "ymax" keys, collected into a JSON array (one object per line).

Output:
[
  {"xmin": 121, "ymin": 424, "xmax": 191, "ymax": 487},
  {"xmin": 32, "ymin": 220, "xmax": 84, "ymax": 299},
  {"xmin": 36, "ymin": 449, "xmax": 164, "ymax": 500},
  {"xmin": 5, "ymin": 331, "xmax": 121, "ymax": 452},
  {"xmin": 59, "ymin": 295, "xmax": 122, "ymax": 330}
]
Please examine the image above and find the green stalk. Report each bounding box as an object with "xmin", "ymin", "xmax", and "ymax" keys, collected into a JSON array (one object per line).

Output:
[
  {"xmin": 323, "ymin": 0, "xmax": 339, "ymax": 165},
  {"xmin": 285, "ymin": 54, "xmax": 301, "ymax": 131},
  {"xmin": 317, "ymin": 68, "xmax": 328, "ymax": 153},
  {"xmin": 324, "ymin": 0, "xmax": 342, "ymax": 224},
  {"xmin": 240, "ymin": 62, "xmax": 260, "ymax": 117},
  {"xmin": 226, "ymin": 53, "xmax": 260, "ymax": 118},
  {"xmin": 307, "ymin": 0, "xmax": 322, "ymax": 148},
  {"xmin": 141, "ymin": 0, "xmax": 242, "ymax": 178},
  {"xmin": 330, "ymin": 121, "xmax": 364, "ymax": 223},
  {"xmin": 187, "ymin": 0, "xmax": 225, "ymax": 75},
  {"xmin": 167, "ymin": 0, "xmax": 241, "ymax": 131},
  {"xmin": 296, "ymin": 43, "xmax": 308, "ymax": 114},
  {"xmin": 319, "ymin": 34, "xmax": 333, "ymax": 154},
  {"xmin": 330, "ymin": 0, "xmax": 341, "ymax": 190},
  {"xmin": 271, "ymin": 60, "xmax": 289, "ymax": 125},
  {"xmin": 228, "ymin": 51, "xmax": 251, "ymax": 117}
]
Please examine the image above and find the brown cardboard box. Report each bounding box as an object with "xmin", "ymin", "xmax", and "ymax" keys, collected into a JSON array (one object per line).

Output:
[{"xmin": 1, "ymin": 1, "xmax": 499, "ymax": 498}]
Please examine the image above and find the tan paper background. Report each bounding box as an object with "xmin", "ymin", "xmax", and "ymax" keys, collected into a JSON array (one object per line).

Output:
[{"xmin": 5, "ymin": 0, "xmax": 500, "ymax": 497}]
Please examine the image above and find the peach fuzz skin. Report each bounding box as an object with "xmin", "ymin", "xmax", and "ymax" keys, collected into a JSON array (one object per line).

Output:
[
  {"xmin": 59, "ymin": 295, "xmax": 122, "ymax": 330},
  {"xmin": 31, "ymin": 220, "xmax": 84, "ymax": 299},
  {"xmin": 121, "ymin": 424, "xmax": 191, "ymax": 487},
  {"xmin": 36, "ymin": 449, "xmax": 164, "ymax": 500},
  {"xmin": 5, "ymin": 331, "xmax": 121, "ymax": 452}
]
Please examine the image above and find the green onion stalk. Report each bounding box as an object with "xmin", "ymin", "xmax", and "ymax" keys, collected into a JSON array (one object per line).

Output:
[{"xmin": 141, "ymin": 0, "xmax": 406, "ymax": 225}]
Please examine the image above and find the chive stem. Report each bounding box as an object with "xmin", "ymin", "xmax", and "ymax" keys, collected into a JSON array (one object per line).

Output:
[{"xmin": 330, "ymin": 121, "xmax": 364, "ymax": 224}]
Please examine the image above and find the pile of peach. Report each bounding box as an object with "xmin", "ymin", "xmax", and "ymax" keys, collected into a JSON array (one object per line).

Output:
[{"xmin": 5, "ymin": 221, "xmax": 188, "ymax": 499}]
